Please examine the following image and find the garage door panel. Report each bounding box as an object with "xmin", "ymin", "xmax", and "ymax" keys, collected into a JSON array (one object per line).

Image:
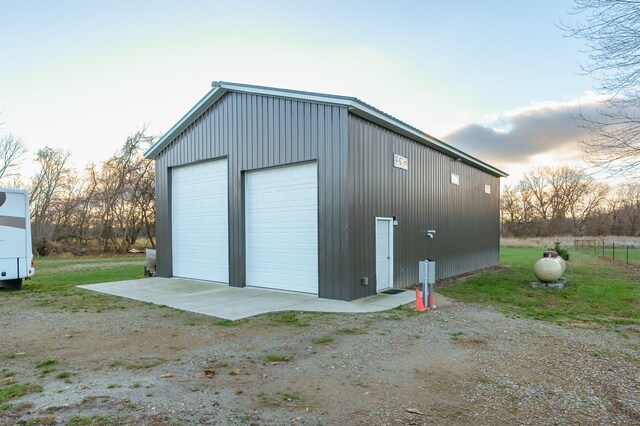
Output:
[
  {"xmin": 172, "ymin": 159, "xmax": 229, "ymax": 283},
  {"xmin": 246, "ymin": 162, "xmax": 318, "ymax": 294}
]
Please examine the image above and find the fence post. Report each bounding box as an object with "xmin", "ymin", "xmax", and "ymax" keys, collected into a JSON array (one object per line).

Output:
[
  {"xmin": 627, "ymin": 242, "xmax": 629, "ymax": 265},
  {"xmin": 602, "ymin": 240, "xmax": 605, "ymax": 258},
  {"xmin": 613, "ymin": 241, "xmax": 615, "ymax": 260}
]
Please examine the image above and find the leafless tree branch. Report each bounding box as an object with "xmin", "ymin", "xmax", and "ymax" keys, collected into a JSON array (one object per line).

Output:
[
  {"xmin": 561, "ymin": 1, "xmax": 640, "ymax": 178},
  {"xmin": 0, "ymin": 134, "xmax": 28, "ymax": 181}
]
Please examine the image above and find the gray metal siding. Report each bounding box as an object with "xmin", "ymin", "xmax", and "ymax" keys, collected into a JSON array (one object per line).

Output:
[
  {"xmin": 155, "ymin": 92, "xmax": 350, "ymax": 300},
  {"xmin": 347, "ymin": 115, "xmax": 500, "ymax": 298}
]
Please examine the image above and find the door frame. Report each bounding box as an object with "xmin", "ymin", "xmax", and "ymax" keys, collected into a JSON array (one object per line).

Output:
[{"xmin": 375, "ymin": 217, "xmax": 394, "ymax": 292}]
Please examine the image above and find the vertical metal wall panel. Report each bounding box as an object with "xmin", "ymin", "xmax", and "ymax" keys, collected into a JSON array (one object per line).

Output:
[
  {"xmin": 154, "ymin": 92, "xmax": 350, "ymax": 300},
  {"xmin": 347, "ymin": 115, "xmax": 500, "ymax": 296},
  {"xmin": 155, "ymin": 153, "xmax": 170, "ymax": 277},
  {"xmin": 155, "ymin": 90, "xmax": 500, "ymax": 301}
]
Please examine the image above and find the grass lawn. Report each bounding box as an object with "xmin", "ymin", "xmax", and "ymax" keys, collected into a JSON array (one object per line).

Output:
[
  {"xmin": 1, "ymin": 256, "xmax": 145, "ymax": 312},
  {"xmin": 440, "ymin": 247, "xmax": 640, "ymax": 331},
  {"xmin": 4, "ymin": 250, "xmax": 639, "ymax": 332}
]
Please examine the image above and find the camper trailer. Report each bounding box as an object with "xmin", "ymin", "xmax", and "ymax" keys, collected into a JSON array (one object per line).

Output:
[{"xmin": 0, "ymin": 189, "xmax": 35, "ymax": 290}]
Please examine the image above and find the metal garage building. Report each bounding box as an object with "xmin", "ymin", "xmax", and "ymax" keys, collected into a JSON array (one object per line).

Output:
[{"xmin": 144, "ymin": 81, "xmax": 507, "ymax": 301}]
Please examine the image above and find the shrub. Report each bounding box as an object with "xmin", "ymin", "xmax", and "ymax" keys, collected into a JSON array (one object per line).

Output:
[{"xmin": 550, "ymin": 241, "xmax": 570, "ymax": 261}]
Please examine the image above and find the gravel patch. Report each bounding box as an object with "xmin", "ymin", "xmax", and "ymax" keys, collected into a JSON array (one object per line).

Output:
[{"xmin": 1, "ymin": 294, "xmax": 638, "ymax": 425}]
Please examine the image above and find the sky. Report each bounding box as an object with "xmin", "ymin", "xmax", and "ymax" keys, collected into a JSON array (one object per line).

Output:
[{"xmin": 0, "ymin": 0, "xmax": 597, "ymax": 186}]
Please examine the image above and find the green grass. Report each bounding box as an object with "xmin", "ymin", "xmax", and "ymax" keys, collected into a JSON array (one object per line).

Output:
[
  {"xmin": 29, "ymin": 265, "xmax": 143, "ymax": 292},
  {"xmin": 336, "ymin": 327, "xmax": 366, "ymax": 335},
  {"xmin": 0, "ymin": 382, "xmax": 43, "ymax": 405},
  {"xmin": 440, "ymin": 247, "xmax": 640, "ymax": 327},
  {"xmin": 312, "ymin": 336, "xmax": 334, "ymax": 345},
  {"xmin": 66, "ymin": 415, "xmax": 114, "ymax": 426},
  {"xmin": 38, "ymin": 368, "xmax": 56, "ymax": 377},
  {"xmin": 450, "ymin": 332, "xmax": 464, "ymax": 340},
  {"xmin": 383, "ymin": 313, "xmax": 402, "ymax": 321},
  {"xmin": 24, "ymin": 416, "xmax": 57, "ymax": 425},
  {"xmin": 268, "ymin": 312, "xmax": 309, "ymax": 327},
  {"xmin": 35, "ymin": 359, "xmax": 57, "ymax": 368},
  {"xmin": 109, "ymin": 357, "xmax": 166, "ymax": 370},
  {"xmin": 280, "ymin": 392, "xmax": 301, "ymax": 401},
  {"xmin": 56, "ymin": 372, "xmax": 71, "ymax": 379},
  {"xmin": 264, "ymin": 355, "xmax": 289, "ymax": 362},
  {"xmin": 33, "ymin": 255, "xmax": 143, "ymax": 271},
  {"xmin": 1, "ymin": 256, "xmax": 145, "ymax": 312},
  {"xmin": 216, "ymin": 318, "xmax": 249, "ymax": 326}
]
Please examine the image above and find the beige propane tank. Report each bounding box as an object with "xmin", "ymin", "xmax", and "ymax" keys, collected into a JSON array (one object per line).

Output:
[
  {"xmin": 534, "ymin": 257, "xmax": 562, "ymax": 283},
  {"xmin": 555, "ymin": 256, "xmax": 566, "ymax": 274}
]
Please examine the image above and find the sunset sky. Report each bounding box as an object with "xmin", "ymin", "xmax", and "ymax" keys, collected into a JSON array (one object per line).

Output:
[{"xmin": 0, "ymin": 0, "xmax": 597, "ymax": 185}]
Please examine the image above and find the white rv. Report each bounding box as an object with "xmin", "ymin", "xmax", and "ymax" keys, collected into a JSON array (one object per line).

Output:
[{"xmin": 0, "ymin": 188, "xmax": 35, "ymax": 290}]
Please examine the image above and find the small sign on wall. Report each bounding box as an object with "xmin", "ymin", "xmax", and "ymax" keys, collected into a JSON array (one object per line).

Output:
[{"xmin": 394, "ymin": 154, "xmax": 408, "ymax": 171}]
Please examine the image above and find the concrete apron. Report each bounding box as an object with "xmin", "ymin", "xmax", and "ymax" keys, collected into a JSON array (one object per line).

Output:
[{"xmin": 78, "ymin": 278, "xmax": 416, "ymax": 321}]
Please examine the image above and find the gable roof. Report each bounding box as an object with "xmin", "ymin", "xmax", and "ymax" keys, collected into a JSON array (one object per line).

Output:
[{"xmin": 144, "ymin": 81, "xmax": 507, "ymax": 177}]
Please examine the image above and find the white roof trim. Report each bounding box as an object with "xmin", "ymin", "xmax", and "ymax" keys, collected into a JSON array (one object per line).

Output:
[
  {"xmin": 216, "ymin": 81, "xmax": 355, "ymax": 107},
  {"xmin": 144, "ymin": 86, "xmax": 227, "ymax": 158},
  {"xmin": 144, "ymin": 81, "xmax": 507, "ymax": 177}
]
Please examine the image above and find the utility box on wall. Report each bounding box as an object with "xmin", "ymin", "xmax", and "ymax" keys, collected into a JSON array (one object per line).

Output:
[{"xmin": 419, "ymin": 260, "xmax": 436, "ymax": 285}]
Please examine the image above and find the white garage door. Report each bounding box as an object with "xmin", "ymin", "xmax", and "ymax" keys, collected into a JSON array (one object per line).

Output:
[
  {"xmin": 245, "ymin": 162, "xmax": 318, "ymax": 294},
  {"xmin": 172, "ymin": 159, "xmax": 229, "ymax": 282}
]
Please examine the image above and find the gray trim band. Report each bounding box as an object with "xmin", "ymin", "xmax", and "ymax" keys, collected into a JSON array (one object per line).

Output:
[{"xmin": 0, "ymin": 216, "xmax": 26, "ymax": 229}]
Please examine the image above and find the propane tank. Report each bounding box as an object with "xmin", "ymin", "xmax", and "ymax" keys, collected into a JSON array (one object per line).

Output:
[
  {"xmin": 542, "ymin": 250, "xmax": 566, "ymax": 275},
  {"xmin": 534, "ymin": 257, "xmax": 562, "ymax": 283},
  {"xmin": 555, "ymin": 256, "xmax": 566, "ymax": 274}
]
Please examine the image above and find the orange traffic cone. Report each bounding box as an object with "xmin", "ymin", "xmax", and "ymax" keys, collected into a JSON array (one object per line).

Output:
[
  {"xmin": 428, "ymin": 292, "xmax": 437, "ymax": 309},
  {"xmin": 413, "ymin": 289, "xmax": 428, "ymax": 311}
]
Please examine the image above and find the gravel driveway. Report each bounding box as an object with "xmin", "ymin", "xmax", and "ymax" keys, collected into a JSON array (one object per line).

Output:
[{"xmin": 1, "ymin": 293, "xmax": 638, "ymax": 425}]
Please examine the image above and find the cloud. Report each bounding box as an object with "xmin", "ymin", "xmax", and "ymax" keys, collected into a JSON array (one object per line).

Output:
[{"xmin": 444, "ymin": 93, "xmax": 605, "ymax": 171}]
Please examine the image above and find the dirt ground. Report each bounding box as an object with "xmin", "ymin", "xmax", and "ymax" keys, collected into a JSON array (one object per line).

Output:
[{"xmin": 1, "ymin": 291, "xmax": 639, "ymax": 425}]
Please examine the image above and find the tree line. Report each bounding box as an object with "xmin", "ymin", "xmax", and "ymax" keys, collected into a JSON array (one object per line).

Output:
[
  {"xmin": 0, "ymin": 131, "xmax": 155, "ymax": 254},
  {"xmin": 4, "ymin": 129, "xmax": 640, "ymax": 250},
  {"xmin": 501, "ymin": 165, "xmax": 639, "ymax": 238}
]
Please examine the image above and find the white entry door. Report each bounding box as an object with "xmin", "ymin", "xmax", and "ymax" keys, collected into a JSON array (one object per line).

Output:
[
  {"xmin": 375, "ymin": 218, "xmax": 393, "ymax": 291},
  {"xmin": 171, "ymin": 159, "xmax": 229, "ymax": 282},
  {"xmin": 245, "ymin": 162, "xmax": 318, "ymax": 294}
]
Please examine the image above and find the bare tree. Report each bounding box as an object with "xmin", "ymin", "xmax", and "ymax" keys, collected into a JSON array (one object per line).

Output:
[
  {"xmin": 501, "ymin": 185, "xmax": 537, "ymax": 237},
  {"xmin": 29, "ymin": 147, "xmax": 71, "ymax": 245},
  {"xmin": 501, "ymin": 166, "xmax": 609, "ymax": 236},
  {"xmin": 23, "ymin": 129, "xmax": 156, "ymax": 254},
  {"xmin": 91, "ymin": 130, "xmax": 155, "ymax": 252},
  {"xmin": 0, "ymin": 134, "xmax": 27, "ymax": 181},
  {"xmin": 615, "ymin": 183, "xmax": 640, "ymax": 236},
  {"xmin": 561, "ymin": 1, "xmax": 640, "ymax": 178},
  {"xmin": 518, "ymin": 168, "xmax": 553, "ymax": 227},
  {"xmin": 605, "ymin": 189, "xmax": 627, "ymax": 235}
]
